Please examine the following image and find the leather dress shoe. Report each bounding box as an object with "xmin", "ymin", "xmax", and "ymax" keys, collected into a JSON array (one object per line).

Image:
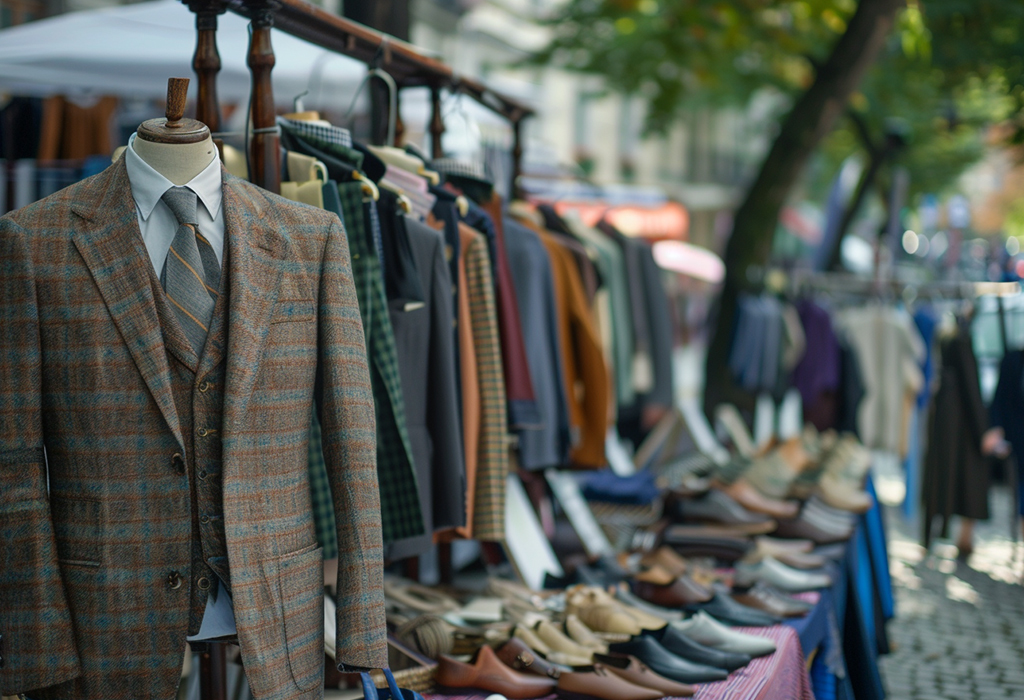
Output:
[
  {"xmin": 614, "ymin": 583, "xmax": 683, "ymax": 622},
  {"xmin": 556, "ymin": 666, "xmax": 664, "ymax": 700},
  {"xmin": 535, "ymin": 620, "xmax": 596, "ymax": 662},
  {"xmin": 565, "ymin": 614, "xmax": 609, "ymax": 653},
  {"xmin": 717, "ymin": 480, "xmax": 800, "ymax": 520},
  {"xmin": 772, "ymin": 514, "xmax": 850, "ymax": 545},
  {"xmin": 753, "ymin": 539, "xmax": 827, "ymax": 570},
  {"xmin": 608, "ymin": 634, "xmax": 729, "ymax": 683},
  {"xmin": 734, "ymin": 556, "xmax": 831, "ymax": 593},
  {"xmin": 756, "ymin": 536, "xmax": 815, "ymax": 554},
  {"xmin": 687, "ymin": 589, "xmax": 781, "ymax": 627},
  {"xmin": 666, "ymin": 489, "xmax": 777, "ymax": 535},
  {"xmin": 435, "ymin": 645, "xmax": 558, "ymax": 698},
  {"xmin": 731, "ymin": 583, "xmax": 813, "ymax": 619},
  {"xmin": 660, "ymin": 525, "xmax": 753, "ymax": 562},
  {"xmin": 497, "ymin": 638, "xmax": 564, "ymax": 679},
  {"xmin": 631, "ymin": 567, "xmax": 713, "ymax": 608},
  {"xmin": 573, "ymin": 585, "xmax": 669, "ymax": 631},
  {"xmin": 641, "ymin": 625, "xmax": 751, "ymax": 671},
  {"xmin": 671, "ymin": 611, "xmax": 776, "ymax": 657},
  {"xmin": 593, "ymin": 654, "xmax": 696, "ymax": 697}
]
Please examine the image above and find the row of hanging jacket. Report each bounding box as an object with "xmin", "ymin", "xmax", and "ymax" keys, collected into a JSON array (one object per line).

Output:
[{"xmin": 274, "ymin": 113, "xmax": 678, "ymax": 563}]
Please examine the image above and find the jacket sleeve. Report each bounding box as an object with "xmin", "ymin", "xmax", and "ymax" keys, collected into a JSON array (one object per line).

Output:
[
  {"xmin": 317, "ymin": 219, "xmax": 388, "ymax": 671},
  {"xmin": 425, "ymin": 230, "xmax": 467, "ymax": 530},
  {"xmin": 0, "ymin": 218, "xmax": 82, "ymax": 694}
]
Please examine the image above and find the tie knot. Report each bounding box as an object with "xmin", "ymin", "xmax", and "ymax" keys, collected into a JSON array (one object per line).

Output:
[{"xmin": 162, "ymin": 187, "xmax": 198, "ymax": 226}]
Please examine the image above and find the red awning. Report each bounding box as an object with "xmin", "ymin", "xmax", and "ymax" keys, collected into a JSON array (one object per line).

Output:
[{"xmin": 550, "ymin": 201, "xmax": 689, "ymax": 241}]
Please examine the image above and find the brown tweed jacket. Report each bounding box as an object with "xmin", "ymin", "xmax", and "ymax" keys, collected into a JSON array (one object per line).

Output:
[{"xmin": 0, "ymin": 160, "xmax": 386, "ymax": 699}]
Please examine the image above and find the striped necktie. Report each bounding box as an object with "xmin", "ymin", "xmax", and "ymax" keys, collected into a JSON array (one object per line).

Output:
[{"xmin": 160, "ymin": 186, "xmax": 221, "ymax": 356}]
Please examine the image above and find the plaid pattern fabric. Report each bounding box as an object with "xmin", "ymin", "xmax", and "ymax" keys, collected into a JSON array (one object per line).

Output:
[
  {"xmin": 0, "ymin": 160, "xmax": 386, "ymax": 698},
  {"xmin": 432, "ymin": 157, "xmax": 488, "ymax": 182},
  {"xmin": 278, "ymin": 116, "xmax": 353, "ymax": 148},
  {"xmin": 461, "ymin": 229, "xmax": 508, "ymax": 541},
  {"xmin": 307, "ymin": 407, "xmax": 338, "ymax": 558},
  {"xmin": 336, "ymin": 180, "xmax": 424, "ymax": 544}
]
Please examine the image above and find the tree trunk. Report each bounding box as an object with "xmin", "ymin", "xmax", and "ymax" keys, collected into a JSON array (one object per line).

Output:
[{"xmin": 703, "ymin": 0, "xmax": 904, "ymax": 417}]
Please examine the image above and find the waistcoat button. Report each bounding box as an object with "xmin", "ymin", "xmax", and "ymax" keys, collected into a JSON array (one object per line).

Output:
[
  {"xmin": 198, "ymin": 469, "xmax": 208, "ymax": 481},
  {"xmin": 201, "ymin": 514, "xmax": 210, "ymax": 524},
  {"xmin": 198, "ymin": 381, "xmax": 211, "ymax": 393},
  {"xmin": 197, "ymin": 576, "xmax": 211, "ymax": 591},
  {"xmin": 166, "ymin": 571, "xmax": 183, "ymax": 590},
  {"xmin": 172, "ymin": 453, "xmax": 185, "ymax": 473},
  {"xmin": 197, "ymin": 428, "xmax": 209, "ymax": 437}
]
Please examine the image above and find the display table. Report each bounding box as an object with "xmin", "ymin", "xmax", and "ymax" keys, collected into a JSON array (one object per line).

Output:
[{"xmin": 423, "ymin": 625, "xmax": 812, "ymax": 700}]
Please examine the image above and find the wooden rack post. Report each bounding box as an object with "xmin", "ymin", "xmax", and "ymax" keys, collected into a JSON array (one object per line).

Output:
[
  {"xmin": 429, "ymin": 85, "xmax": 444, "ymax": 158},
  {"xmin": 186, "ymin": 0, "xmax": 226, "ymax": 132},
  {"xmin": 246, "ymin": 0, "xmax": 281, "ymax": 193},
  {"xmin": 511, "ymin": 117, "xmax": 523, "ymax": 200}
]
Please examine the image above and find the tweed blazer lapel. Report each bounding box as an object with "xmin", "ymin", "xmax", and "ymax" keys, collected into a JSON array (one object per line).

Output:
[
  {"xmin": 71, "ymin": 159, "xmax": 185, "ymax": 452},
  {"xmin": 219, "ymin": 173, "xmax": 288, "ymax": 446}
]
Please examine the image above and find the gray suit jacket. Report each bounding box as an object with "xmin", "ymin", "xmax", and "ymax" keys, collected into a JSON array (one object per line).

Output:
[
  {"xmin": 503, "ymin": 217, "xmax": 571, "ymax": 470},
  {"xmin": 386, "ymin": 217, "xmax": 466, "ymax": 559}
]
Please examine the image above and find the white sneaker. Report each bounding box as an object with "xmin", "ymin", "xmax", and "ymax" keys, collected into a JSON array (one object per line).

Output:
[
  {"xmin": 671, "ymin": 611, "xmax": 777, "ymax": 657},
  {"xmin": 734, "ymin": 556, "xmax": 831, "ymax": 592}
]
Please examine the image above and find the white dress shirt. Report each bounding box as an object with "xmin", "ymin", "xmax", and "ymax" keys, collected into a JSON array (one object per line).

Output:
[
  {"xmin": 124, "ymin": 132, "xmax": 225, "ymax": 275},
  {"xmin": 124, "ymin": 132, "xmax": 236, "ymax": 642}
]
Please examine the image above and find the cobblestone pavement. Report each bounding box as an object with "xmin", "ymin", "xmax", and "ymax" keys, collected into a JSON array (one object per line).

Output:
[{"xmin": 880, "ymin": 487, "xmax": 1024, "ymax": 699}]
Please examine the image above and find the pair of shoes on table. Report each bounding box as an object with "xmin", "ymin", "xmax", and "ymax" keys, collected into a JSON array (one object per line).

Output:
[
  {"xmin": 731, "ymin": 581, "xmax": 814, "ymax": 619},
  {"xmin": 437, "ymin": 640, "xmax": 697, "ymax": 699},
  {"xmin": 565, "ymin": 585, "xmax": 666, "ymax": 636},
  {"xmin": 733, "ymin": 555, "xmax": 831, "ymax": 593},
  {"xmin": 671, "ymin": 611, "xmax": 777, "ymax": 657}
]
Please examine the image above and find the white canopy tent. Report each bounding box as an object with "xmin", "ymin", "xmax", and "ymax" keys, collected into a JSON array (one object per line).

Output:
[{"xmin": 0, "ymin": 0, "xmax": 511, "ymax": 136}]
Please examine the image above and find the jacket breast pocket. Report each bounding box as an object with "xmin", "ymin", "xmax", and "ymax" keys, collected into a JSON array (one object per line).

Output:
[
  {"xmin": 272, "ymin": 298, "xmax": 315, "ymax": 324},
  {"xmin": 52, "ymin": 495, "xmax": 101, "ymax": 567},
  {"xmin": 277, "ymin": 544, "xmax": 324, "ymax": 692}
]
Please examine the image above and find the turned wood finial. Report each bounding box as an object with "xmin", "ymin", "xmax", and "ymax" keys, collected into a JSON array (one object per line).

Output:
[{"xmin": 137, "ymin": 77, "xmax": 211, "ymax": 144}]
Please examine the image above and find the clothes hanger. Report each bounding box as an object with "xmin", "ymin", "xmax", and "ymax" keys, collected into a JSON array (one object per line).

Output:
[{"xmin": 343, "ymin": 66, "xmax": 398, "ymax": 147}]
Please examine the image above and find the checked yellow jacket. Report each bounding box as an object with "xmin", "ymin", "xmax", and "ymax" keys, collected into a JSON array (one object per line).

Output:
[{"xmin": 0, "ymin": 160, "xmax": 387, "ymax": 699}]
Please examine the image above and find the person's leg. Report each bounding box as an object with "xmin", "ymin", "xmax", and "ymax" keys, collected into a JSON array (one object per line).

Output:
[{"xmin": 957, "ymin": 518, "xmax": 975, "ymax": 556}]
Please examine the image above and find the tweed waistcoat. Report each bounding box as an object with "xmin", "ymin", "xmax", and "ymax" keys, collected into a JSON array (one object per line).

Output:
[{"xmin": 150, "ymin": 247, "xmax": 230, "ymax": 635}]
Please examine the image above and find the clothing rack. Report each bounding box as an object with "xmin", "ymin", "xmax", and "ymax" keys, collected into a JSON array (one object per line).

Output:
[
  {"xmin": 174, "ymin": 2, "xmax": 536, "ymax": 695},
  {"xmin": 181, "ymin": 0, "xmax": 535, "ymax": 195},
  {"xmin": 781, "ymin": 269, "xmax": 1021, "ymax": 302}
]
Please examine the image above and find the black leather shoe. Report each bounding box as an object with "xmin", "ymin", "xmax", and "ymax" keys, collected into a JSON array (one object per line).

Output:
[
  {"xmin": 640, "ymin": 626, "xmax": 751, "ymax": 671},
  {"xmin": 608, "ymin": 635, "xmax": 729, "ymax": 683},
  {"xmin": 543, "ymin": 563, "xmax": 620, "ymax": 590},
  {"xmin": 685, "ymin": 591, "xmax": 781, "ymax": 627}
]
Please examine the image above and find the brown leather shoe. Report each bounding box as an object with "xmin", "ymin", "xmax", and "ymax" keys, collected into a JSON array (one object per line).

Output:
[
  {"xmin": 718, "ymin": 480, "xmax": 799, "ymax": 519},
  {"xmin": 631, "ymin": 567, "xmax": 713, "ymax": 608},
  {"xmin": 732, "ymin": 583, "xmax": 813, "ymax": 619},
  {"xmin": 557, "ymin": 667, "xmax": 664, "ymax": 700},
  {"xmin": 435, "ymin": 645, "xmax": 558, "ymax": 698},
  {"xmin": 593, "ymin": 654, "xmax": 696, "ymax": 697},
  {"xmin": 496, "ymin": 637, "xmax": 563, "ymax": 679}
]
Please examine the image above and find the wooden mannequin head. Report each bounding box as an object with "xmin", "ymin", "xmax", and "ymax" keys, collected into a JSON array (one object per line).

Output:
[{"xmin": 134, "ymin": 78, "xmax": 217, "ymax": 186}]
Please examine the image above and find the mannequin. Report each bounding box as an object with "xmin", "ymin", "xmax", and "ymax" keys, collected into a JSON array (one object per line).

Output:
[
  {"xmin": 133, "ymin": 135, "xmax": 217, "ymax": 185},
  {"xmin": 133, "ymin": 77, "xmax": 217, "ymax": 184}
]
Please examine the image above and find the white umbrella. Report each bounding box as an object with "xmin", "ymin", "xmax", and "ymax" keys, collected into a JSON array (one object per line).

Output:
[{"xmin": 0, "ymin": 0, "xmax": 369, "ymax": 109}]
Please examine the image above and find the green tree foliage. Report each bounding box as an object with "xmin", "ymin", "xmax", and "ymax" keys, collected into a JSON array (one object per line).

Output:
[{"xmin": 536, "ymin": 0, "xmax": 861, "ymax": 132}]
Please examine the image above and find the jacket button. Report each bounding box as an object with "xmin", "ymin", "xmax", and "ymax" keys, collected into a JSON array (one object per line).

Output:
[
  {"xmin": 197, "ymin": 576, "xmax": 211, "ymax": 591},
  {"xmin": 198, "ymin": 381, "xmax": 211, "ymax": 393},
  {"xmin": 172, "ymin": 453, "xmax": 185, "ymax": 473},
  {"xmin": 166, "ymin": 571, "xmax": 183, "ymax": 590}
]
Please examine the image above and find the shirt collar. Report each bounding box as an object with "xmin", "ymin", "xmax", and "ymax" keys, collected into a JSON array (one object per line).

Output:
[{"xmin": 125, "ymin": 132, "xmax": 223, "ymax": 222}]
